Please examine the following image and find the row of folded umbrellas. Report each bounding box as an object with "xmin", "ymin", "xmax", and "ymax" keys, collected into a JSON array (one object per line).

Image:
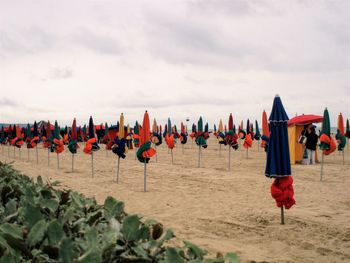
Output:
[{"xmin": 0, "ymin": 96, "xmax": 349, "ymax": 224}]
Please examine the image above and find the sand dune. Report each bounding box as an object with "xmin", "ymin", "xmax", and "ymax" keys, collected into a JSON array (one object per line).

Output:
[{"xmin": 1, "ymin": 138, "xmax": 349, "ymax": 262}]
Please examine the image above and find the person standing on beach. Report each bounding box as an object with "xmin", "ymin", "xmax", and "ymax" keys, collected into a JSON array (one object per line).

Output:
[{"xmin": 305, "ymin": 125, "xmax": 319, "ymax": 165}]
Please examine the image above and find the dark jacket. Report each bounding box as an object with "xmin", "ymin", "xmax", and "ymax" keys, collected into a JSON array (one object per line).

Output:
[{"xmin": 305, "ymin": 130, "xmax": 318, "ymax": 150}]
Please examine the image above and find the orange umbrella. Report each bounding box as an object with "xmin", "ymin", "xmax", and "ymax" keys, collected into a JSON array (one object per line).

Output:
[{"xmin": 137, "ymin": 111, "xmax": 156, "ymax": 192}]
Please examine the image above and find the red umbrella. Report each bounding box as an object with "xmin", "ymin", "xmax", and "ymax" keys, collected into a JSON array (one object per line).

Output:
[
  {"xmin": 261, "ymin": 110, "xmax": 270, "ymax": 151},
  {"xmin": 288, "ymin": 114, "xmax": 323, "ymax": 126}
]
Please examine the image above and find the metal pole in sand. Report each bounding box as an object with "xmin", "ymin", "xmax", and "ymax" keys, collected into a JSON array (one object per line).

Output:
[
  {"xmin": 91, "ymin": 152, "xmax": 94, "ymax": 178},
  {"xmin": 13, "ymin": 147, "xmax": 15, "ymax": 158},
  {"xmin": 27, "ymin": 147, "xmax": 30, "ymax": 161},
  {"xmin": 246, "ymin": 148, "xmax": 249, "ymax": 159},
  {"xmin": 182, "ymin": 144, "xmax": 184, "ymax": 155},
  {"xmin": 57, "ymin": 153, "xmax": 59, "ymax": 169},
  {"xmin": 155, "ymin": 145, "xmax": 157, "ymax": 162},
  {"xmin": 219, "ymin": 144, "xmax": 222, "ymax": 157},
  {"xmin": 342, "ymin": 150, "xmax": 345, "ymax": 165},
  {"xmin": 36, "ymin": 147, "xmax": 38, "ymax": 164},
  {"xmin": 320, "ymin": 152, "xmax": 324, "ymax": 181},
  {"xmin": 116, "ymin": 157, "xmax": 120, "ymax": 183},
  {"xmin": 171, "ymin": 149, "xmax": 174, "ymax": 164},
  {"xmin": 72, "ymin": 154, "xmax": 74, "ymax": 172},
  {"xmin": 257, "ymin": 142, "xmax": 260, "ymax": 152},
  {"xmin": 281, "ymin": 207, "xmax": 285, "ymax": 225},
  {"xmin": 228, "ymin": 146, "xmax": 231, "ymax": 171},
  {"xmin": 8, "ymin": 145, "xmax": 10, "ymax": 157},
  {"xmin": 19, "ymin": 147, "xmax": 21, "ymax": 160},
  {"xmin": 47, "ymin": 148, "xmax": 50, "ymax": 166},
  {"xmin": 144, "ymin": 160, "xmax": 147, "ymax": 192},
  {"xmin": 198, "ymin": 146, "xmax": 201, "ymax": 168}
]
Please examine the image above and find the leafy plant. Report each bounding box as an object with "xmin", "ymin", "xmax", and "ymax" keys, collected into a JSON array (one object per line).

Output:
[{"xmin": 0, "ymin": 162, "xmax": 239, "ymax": 262}]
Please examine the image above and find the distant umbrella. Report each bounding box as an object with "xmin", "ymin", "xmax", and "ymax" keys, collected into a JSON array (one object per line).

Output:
[
  {"xmin": 113, "ymin": 113, "xmax": 127, "ymax": 182},
  {"xmin": 137, "ymin": 111, "xmax": 156, "ymax": 192},
  {"xmin": 336, "ymin": 113, "xmax": 346, "ymax": 163},
  {"xmin": 265, "ymin": 95, "xmax": 295, "ymax": 224},
  {"xmin": 84, "ymin": 116, "xmax": 100, "ymax": 177},
  {"xmin": 319, "ymin": 108, "xmax": 336, "ymax": 180},
  {"xmin": 261, "ymin": 110, "xmax": 270, "ymax": 152}
]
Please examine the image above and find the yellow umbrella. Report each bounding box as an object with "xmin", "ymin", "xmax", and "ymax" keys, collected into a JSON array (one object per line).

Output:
[
  {"xmin": 152, "ymin": 118, "xmax": 158, "ymax": 133},
  {"xmin": 118, "ymin": 113, "xmax": 124, "ymax": 139},
  {"xmin": 218, "ymin": 119, "xmax": 224, "ymax": 132}
]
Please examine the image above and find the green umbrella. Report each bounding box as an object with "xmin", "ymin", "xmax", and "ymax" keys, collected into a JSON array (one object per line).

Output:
[
  {"xmin": 198, "ymin": 117, "xmax": 203, "ymax": 132},
  {"xmin": 105, "ymin": 122, "xmax": 109, "ymax": 135},
  {"xmin": 319, "ymin": 108, "xmax": 330, "ymax": 151},
  {"xmin": 205, "ymin": 123, "xmax": 209, "ymax": 133},
  {"xmin": 26, "ymin": 124, "xmax": 32, "ymax": 139},
  {"xmin": 54, "ymin": 121, "xmax": 60, "ymax": 140},
  {"xmin": 320, "ymin": 107, "xmax": 332, "ymax": 181}
]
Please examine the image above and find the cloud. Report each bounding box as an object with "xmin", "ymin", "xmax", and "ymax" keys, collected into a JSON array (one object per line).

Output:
[
  {"xmin": 70, "ymin": 28, "xmax": 125, "ymax": 55},
  {"xmin": 0, "ymin": 98, "xmax": 19, "ymax": 107},
  {"xmin": 0, "ymin": 26, "xmax": 55, "ymax": 56},
  {"xmin": 48, "ymin": 68, "xmax": 73, "ymax": 80}
]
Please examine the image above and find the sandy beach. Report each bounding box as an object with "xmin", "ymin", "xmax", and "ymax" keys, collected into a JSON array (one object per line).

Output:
[{"xmin": 0, "ymin": 138, "xmax": 349, "ymax": 262}]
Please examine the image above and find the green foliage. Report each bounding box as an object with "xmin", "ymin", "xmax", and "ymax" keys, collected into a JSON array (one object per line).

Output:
[{"xmin": 0, "ymin": 162, "xmax": 239, "ymax": 262}]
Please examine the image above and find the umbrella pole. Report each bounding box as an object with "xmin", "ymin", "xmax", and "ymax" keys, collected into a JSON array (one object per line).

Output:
[
  {"xmin": 47, "ymin": 148, "xmax": 50, "ymax": 166},
  {"xmin": 320, "ymin": 152, "xmax": 324, "ymax": 181},
  {"xmin": 280, "ymin": 206, "xmax": 285, "ymax": 225},
  {"xmin": 171, "ymin": 149, "xmax": 173, "ymax": 164},
  {"xmin": 36, "ymin": 147, "xmax": 38, "ymax": 164},
  {"xmin": 27, "ymin": 147, "xmax": 30, "ymax": 161},
  {"xmin": 219, "ymin": 144, "xmax": 222, "ymax": 157},
  {"xmin": 144, "ymin": 160, "xmax": 147, "ymax": 192},
  {"xmin": 8, "ymin": 145, "xmax": 10, "ymax": 157},
  {"xmin": 72, "ymin": 153, "xmax": 74, "ymax": 172},
  {"xmin": 198, "ymin": 146, "xmax": 201, "ymax": 168},
  {"xmin": 246, "ymin": 148, "xmax": 248, "ymax": 159},
  {"xmin": 13, "ymin": 147, "xmax": 15, "ymax": 158},
  {"xmin": 57, "ymin": 153, "xmax": 59, "ymax": 169},
  {"xmin": 155, "ymin": 145, "xmax": 157, "ymax": 162},
  {"xmin": 228, "ymin": 146, "xmax": 231, "ymax": 171},
  {"xmin": 19, "ymin": 147, "xmax": 21, "ymax": 160},
  {"xmin": 116, "ymin": 157, "xmax": 120, "ymax": 183},
  {"xmin": 342, "ymin": 150, "xmax": 345, "ymax": 165},
  {"xmin": 91, "ymin": 152, "xmax": 94, "ymax": 178},
  {"xmin": 257, "ymin": 142, "xmax": 260, "ymax": 152},
  {"xmin": 135, "ymin": 148, "xmax": 137, "ymax": 160},
  {"xmin": 182, "ymin": 143, "xmax": 184, "ymax": 155}
]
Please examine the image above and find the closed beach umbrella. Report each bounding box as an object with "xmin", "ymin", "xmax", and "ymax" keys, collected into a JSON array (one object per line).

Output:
[
  {"xmin": 265, "ymin": 95, "xmax": 295, "ymax": 224},
  {"xmin": 336, "ymin": 113, "xmax": 346, "ymax": 163},
  {"xmin": 137, "ymin": 111, "xmax": 156, "ymax": 191}
]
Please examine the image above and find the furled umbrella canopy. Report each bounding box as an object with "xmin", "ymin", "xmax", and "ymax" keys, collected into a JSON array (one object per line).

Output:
[
  {"xmin": 265, "ymin": 96, "xmax": 295, "ymax": 221},
  {"xmin": 165, "ymin": 118, "xmax": 175, "ymax": 149},
  {"xmin": 133, "ymin": 121, "xmax": 140, "ymax": 147},
  {"xmin": 51, "ymin": 121, "xmax": 64, "ymax": 154},
  {"xmin": 319, "ymin": 108, "xmax": 336, "ymax": 155},
  {"xmin": 83, "ymin": 116, "xmax": 100, "ymax": 154},
  {"xmin": 225, "ymin": 113, "xmax": 238, "ymax": 149},
  {"xmin": 336, "ymin": 113, "xmax": 346, "ymax": 151},
  {"xmin": 195, "ymin": 116, "xmax": 207, "ymax": 148},
  {"xmin": 217, "ymin": 119, "xmax": 226, "ymax": 145},
  {"xmin": 137, "ymin": 111, "xmax": 156, "ymax": 163},
  {"xmin": 261, "ymin": 110, "xmax": 270, "ymax": 152},
  {"xmin": 68, "ymin": 118, "xmax": 79, "ymax": 154},
  {"xmin": 346, "ymin": 119, "xmax": 350, "ymax": 139},
  {"xmin": 243, "ymin": 119, "xmax": 253, "ymax": 149},
  {"xmin": 112, "ymin": 113, "xmax": 127, "ymax": 159},
  {"xmin": 254, "ymin": 120, "xmax": 261, "ymax": 140},
  {"xmin": 180, "ymin": 122, "xmax": 187, "ymax": 144}
]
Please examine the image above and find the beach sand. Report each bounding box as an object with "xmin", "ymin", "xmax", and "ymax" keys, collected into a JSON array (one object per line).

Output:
[{"xmin": 1, "ymin": 138, "xmax": 349, "ymax": 262}]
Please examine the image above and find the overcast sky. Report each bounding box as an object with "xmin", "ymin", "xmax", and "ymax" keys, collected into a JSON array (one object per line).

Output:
[{"xmin": 0, "ymin": 0, "xmax": 349, "ymax": 127}]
